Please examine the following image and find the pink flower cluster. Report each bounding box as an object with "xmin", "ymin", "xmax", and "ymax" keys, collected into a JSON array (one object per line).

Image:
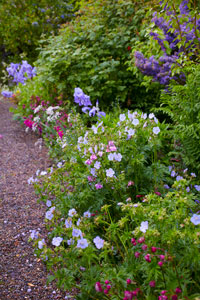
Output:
[{"xmin": 106, "ymin": 140, "xmax": 117, "ymax": 152}]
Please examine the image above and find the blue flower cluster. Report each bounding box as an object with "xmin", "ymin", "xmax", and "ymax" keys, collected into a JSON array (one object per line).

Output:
[
  {"xmin": 134, "ymin": 0, "xmax": 200, "ymax": 86},
  {"xmin": 74, "ymin": 88, "xmax": 106, "ymax": 118},
  {"xmin": 6, "ymin": 61, "xmax": 36, "ymax": 85}
]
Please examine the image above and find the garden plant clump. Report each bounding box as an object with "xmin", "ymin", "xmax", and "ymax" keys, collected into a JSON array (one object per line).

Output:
[{"xmin": 1, "ymin": 0, "xmax": 200, "ymax": 299}]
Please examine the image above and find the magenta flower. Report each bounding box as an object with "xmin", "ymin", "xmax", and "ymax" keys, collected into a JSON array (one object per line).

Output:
[
  {"xmin": 95, "ymin": 282, "xmax": 103, "ymax": 292},
  {"xmin": 95, "ymin": 183, "xmax": 103, "ymax": 190},
  {"xmin": 149, "ymin": 280, "xmax": 156, "ymax": 287}
]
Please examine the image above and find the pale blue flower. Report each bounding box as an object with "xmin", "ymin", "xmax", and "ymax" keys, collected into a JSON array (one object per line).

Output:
[
  {"xmin": 171, "ymin": 170, "xmax": 176, "ymax": 177},
  {"xmin": 72, "ymin": 228, "xmax": 82, "ymax": 238},
  {"xmin": 106, "ymin": 168, "xmax": 115, "ymax": 178},
  {"xmin": 93, "ymin": 236, "xmax": 104, "ymax": 249},
  {"xmin": 77, "ymin": 238, "xmax": 88, "ymax": 249},
  {"xmin": 194, "ymin": 185, "xmax": 200, "ymax": 192},
  {"xmin": 153, "ymin": 126, "xmax": 160, "ymax": 135},
  {"xmin": 149, "ymin": 113, "xmax": 155, "ymax": 119},
  {"xmin": 186, "ymin": 186, "xmax": 190, "ymax": 192},
  {"xmin": 141, "ymin": 113, "xmax": 147, "ymax": 119},
  {"xmin": 168, "ymin": 166, "xmax": 173, "ymax": 172},
  {"xmin": 90, "ymin": 168, "xmax": 96, "ymax": 176},
  {"xmin": 46, "ymin": 200, "xmax": 52, "ymax": 207},
  {"xmin": 114, "ymin": 153, "xmax": 122, "ymax": 162},
  {"xmin": 140, "ymin": 221, "xmax": 148, "ymax": 233},
  {"xmin": 191, "ymin": 173, "xmax": 196, "ymax": 177},
  {"xmin": 45, "ymin": 210, "xmax": 54, "ymax": 220},
  {"xmin": 108, "ymin": 153, "xmax": 114, "ymax": 161},
  {"xmin": 154, "ymin": 117, "xmax": 158, "ymax": 124},
  {"xmin": 38, "ymin": 239, "xmax": 45, "ymax": 249},
  {"xmin": 127, "ymin": 128, "xmax": 135, "ymax": 136},
  {"xmin": 67, "ymin": 238, "xmax": 74, "ymax": 246},
  {"xmin": 191, "ymin": 214, "xmax": 200, "ymax": 225},
  {"xmin": 65, "ymin": 219, "xmax": 72, "ymax": 228},
  {"xmin": 164, "ymin": 184, "xmax": 170, "ymax": 189},
  {"xmin": 119, "ymin": 114, "xmax": 126, "ymax": 122},
  {"xmin": 83, "ymin": 211, "xmax": 91, "ymax": 218},
  {"xmin": 94, "ymin": 161, "xmax": 101, "ymax": 169},
  {"xmin": 1, "ymin": 91, "xmax": 13, "ymax": 98},
  {"xmin": 30, "ymin": 229, "xmax": 39, "ymax": 240},
  {"xmin": 68, "ymin": 208, "xmax": 77, "ymax": 217},
  {"xmin": 132, "ymin": 119, "xmax": 139, "ymax": 126},
  {"xmin": 176, "ymin": 175, "xmax": 183, "ymax": 181},
  {"xmin": 52, "ymin": 237, "xmax": 63, "ymax": 247},
  {"xmin": 77, "ymin": 218, "xmax": 81, "ymax": 226}
]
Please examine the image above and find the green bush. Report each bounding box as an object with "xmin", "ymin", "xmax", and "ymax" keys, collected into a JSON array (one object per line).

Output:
[
  {"xmin": 157, "ymin": 64, "xmax": 200, "ymax": 174},
  {"xmin": 31, "ymin": 0, "xmax": 161, "ymax": 111},
  {"xmin": 0, "ymin": 0, "xmax": 78, "ymax": 74}
]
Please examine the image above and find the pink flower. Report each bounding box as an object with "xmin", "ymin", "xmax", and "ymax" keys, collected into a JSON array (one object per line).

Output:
[
  {"xmin": 87, "ymin": 176, "xmax": 95, "ymax": 182},
  {"xmin": 149, "ymin": 281, "xmax": 156, "ymax": 287},
  {"xmin": 144, "ymin": 254, "xmax": 151, "ymax": 262},
  {"xmin": 128, "ymin": 181, "xmax": 134, "ymax": 186},
  {"xmin": 142, "ymin": 244, "xmax": 148, "ymax": 251},
  {"xmin": 151, "ymin": 247, "xmax": 157, "ymax": 252},
  {"xmin": 171, "ymin": 296, "xmax": 178, "ymax": 300},
  {"xmin": 160, "ymin": 255, "xmax": 165, "ymax": 260},
  {"xmin": 175, "ymin": 287, "xmax": 182, "ymax": 294},
  {"xmin": 95, "ymin": 282, "xmax": 103, "ymax": 292},
  {"xmin": 85, "ymin": 159, "xmax": 92, "ymax": 165},
  {"xmin": 138, "ymin": 237, "xmax": 145, "ymax": 244},
  {"xmin": 105, "ymin": 280, "xmax": 110, "ymax": 284},
  {"xmin": 58, "ymin": 130, "xmax": 64, "ymax": 139},
  {"xmin": 0, "ymin": 134, "xmax": 3, "ymax": 139},
  {"xmin": 126, "ymin": 279, "xmax": 131, "ymax": 284},
  {"xmin": 124, "ymin": 291, "xmax": 133, "ymax": 300},
  {"xmin": 104, "ymin": 289, "xmax": 109, "ymax": 294},
  {"xmin": 95, "ymin": 183, "xmax": 103, "ymax": 190},
  {"xmin": 155, "ymin": 191, "xmax": 161, "ymax": 196},
  {"xmin": 98, "ymin": 151, "xmax": 103, "ymax": 157},
  {"xmin": 158, "ymin": 261, "xmax": 163, "ymax": 267},
  {"xmin": 90, "ymin": 154, "xmax": 97, "ymax": 160},
  {"xmin": 135, "ymin": 251, "xmax": 140, "ymax": 258}
]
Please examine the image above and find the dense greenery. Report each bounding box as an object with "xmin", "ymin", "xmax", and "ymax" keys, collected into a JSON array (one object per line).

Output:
[
  {"xmin": 27, "ymin": 0, "xmax": 161, "ymax": 110},
  {"xmin": 0, "ymin": 0, "xmax": 78, "ymax": 75},
  {"xmin": 1, "ymin": 0, "xmax": 200, "ymax": 299}
]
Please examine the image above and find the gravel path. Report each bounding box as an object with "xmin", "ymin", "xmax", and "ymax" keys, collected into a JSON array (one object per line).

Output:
[{"xmin": 0, "ymin": 98, "xmax": 73, "ymax": 300}]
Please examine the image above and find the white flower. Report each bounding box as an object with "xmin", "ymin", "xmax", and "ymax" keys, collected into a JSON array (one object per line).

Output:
[
  {"xmin": 132, "ymin": 119, "xmax": 139, "ymax": 126},
  {"xmin": 149, "ymin": 113, "xmax": 155, "ymax": 119},
  {"xmin": 38, "ymin": 239, "xmax": 45, "ymax": 249},
  {"xmin": 141, "ymin": 113, "xmax": 147, "ymax": 120},
  {"xmin": 40, "ymin": 171, "xmax": 47, "ymax": 176},
  {"xmin": 68, "ymin": 208, "xmax": 77, "ymax": 217},
  {"xmin": 153, "ymin": 127, "xmax": 160, "ymax": 135},
  {"xmin": 154, "ymin": 117, "xmax": 158, "ymax": 124},
  {"xmin": 34, "ymin": 105, "xmax": 42, "ymax": 114},
  {"xmin": 127, "ymin": 128, "xmax": 135, "ymax": 136},
  {"xmin": 33, "ymin": 116, "xmax": 40, "ymax": 123},
  {"xmin": 119, "ymin": 114, "xmax": 126, "ymax": 122},
  {"xmin": 140, "ymin": 221, "xmax": 148, "ymax": 233},
  {"xmin": 106, "ymin": 168, "xmax": 115, "ymax": 178},
  {"xmin": 27, "ymin": 176, "xmax": 35, "ymax": 184},
  {"xmin": 52, "ymin": 237, "xmax": 63, "ymax": 247},
  {"xmin": 108, "ymin": 153, "xmax": 114, "ymax": 161},
  {"xmin": 114, "ymin": 153, "xmax": 122, "ymax": 162},
  {"xmin": 92, "ymin": 125, "xmax": 98, "ymax": 134},
  {"xmin": 94, "ymin": 161, "xmax": 101, "ymax": 169}
]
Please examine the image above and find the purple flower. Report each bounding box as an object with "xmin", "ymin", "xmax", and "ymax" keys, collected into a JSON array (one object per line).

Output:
[
  {"xmin": 119, "ymin": 114, "xmax": 126, "ymax": 121},
  {"xmin": 93, "ymin": 236, "xmax": 104, "ymax": 249},
  {"xmin": 67, "ymin": 238, "xmax": 74, "ymax": 246},
  {"xmin": 176, "ymin": 175, "xmax": 183, "ymax": 181},
  {"xmin": 1, "ymin": 91, "xmax": 13, "ymax": 98},
  {"xmin": 194, "ymin": 185, "xmax": 200, "ymax": 192},
  {"xmin": 140, "ymin": 221, "xmax": 148, "ymax": 233},
  {"xmin": 190, "ymin": 214, "xmax": 200, "ymax": 225},
  {"xmin": 171, "ymin": 170, "xmax": 176, "ymax": 177},
  {"xmin": 77, "ymin": 238, "xmax": 88, "ymax": 249},
  {"xmin": 52, "ymin": 237, "xmax": 63, "ymax": 247},
  {"xmin": 46, "ymin": 200, "xmax": 52, "ymax": 207},
  {"xmin": 95, "ymin": 183, "xmax": 103, "ymax": 190},
  {"xmin": 74, "ymin": 88, "xmax": 92, "ymax": 107}
]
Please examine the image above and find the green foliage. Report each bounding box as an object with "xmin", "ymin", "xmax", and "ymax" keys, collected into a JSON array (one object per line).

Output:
[
  {"xmin": 157, "ymin": 64, "xmax": 200, "ymax": 173},
  {"xmin": 32, "ymin": 0, "xmax": 161, "ymax": 110},
  {"xmin": 0, "ymin": 0, "xmax": 78, "ymax": 73}
]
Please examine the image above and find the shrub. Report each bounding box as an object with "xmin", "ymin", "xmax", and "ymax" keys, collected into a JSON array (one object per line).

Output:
[{"xmin": 31, "ymin": 0, "xmax": 161, "ymax": 111}]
